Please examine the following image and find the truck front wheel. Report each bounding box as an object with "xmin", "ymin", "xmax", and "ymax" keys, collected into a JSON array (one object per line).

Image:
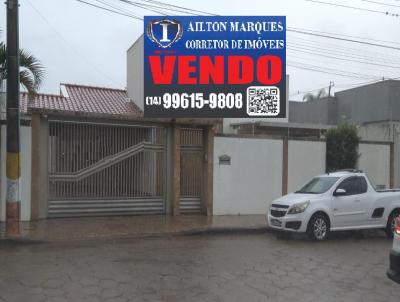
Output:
[{"xmin": 307, "ymin": 213, "xmax": 330, "ymax": 241}]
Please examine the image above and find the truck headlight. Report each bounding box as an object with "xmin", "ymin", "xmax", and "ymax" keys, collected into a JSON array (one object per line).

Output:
[{"xmin": 287, "ymin": 201, "xmax": 310, "ymax": 215}]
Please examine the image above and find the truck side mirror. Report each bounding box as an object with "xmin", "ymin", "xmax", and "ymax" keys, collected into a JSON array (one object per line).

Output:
[{"xmin": 334, "ymin": 188, "xmax": 346, "ymax": 196}]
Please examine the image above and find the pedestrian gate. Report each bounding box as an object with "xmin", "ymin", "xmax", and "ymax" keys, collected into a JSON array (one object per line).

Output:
[
  {"xmin": 48, "ymin": 122, "xmax": 166, "ymax": 217},
  {"xmin": 180, "ymin": 128, "xmax": 203, "ymax": 213}
]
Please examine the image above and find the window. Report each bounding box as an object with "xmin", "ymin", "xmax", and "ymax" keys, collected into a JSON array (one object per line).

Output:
[
  {"xmin": 296, "ymin": 177, "xmax": 340, "ymax": 194},
  {"xmin": 357, "ymin": 177, "xmax": 368, "ymax": 194},
  {"xmin": 336, "ymin": 176, "xmax": 368, "ymax": 195},
  {"xmin": 336, "ymin": 177, "xmax": 359, "ymax": 195}
]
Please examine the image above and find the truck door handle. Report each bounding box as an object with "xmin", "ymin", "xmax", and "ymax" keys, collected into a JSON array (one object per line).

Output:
[{"xmin": 354, "ymin": 198, "xmax": 361, "ymax": 202}]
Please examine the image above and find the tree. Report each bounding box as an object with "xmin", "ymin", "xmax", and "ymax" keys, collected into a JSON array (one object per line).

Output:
[
  {"xmin": 0, "ymin": 41, "xmax": 45, "ymax": 98},
  {"xmin": 326, "ymin": 122, "xmax": 360, "ymax": 172},
  {"xmin": 303, "ymin": 88, "xmax": 327, "ymax": 102}
]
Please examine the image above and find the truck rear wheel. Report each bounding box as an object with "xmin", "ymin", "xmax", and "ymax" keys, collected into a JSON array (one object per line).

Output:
[
  {"xmin": 307, "ymin": 213, "xmax": 330, "ymax": 241},
  {"xmin": 386, "ymin": 210, "xmax": 400, "ymax": 239}
]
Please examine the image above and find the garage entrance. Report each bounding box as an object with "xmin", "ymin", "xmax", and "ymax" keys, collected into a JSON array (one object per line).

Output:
[{"xmin": 47, "ymin": 121, "xmax": 166, "ymax": 217}]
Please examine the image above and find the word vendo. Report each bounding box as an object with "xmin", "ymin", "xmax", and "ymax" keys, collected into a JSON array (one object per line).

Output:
[{"xmin": 149, "ymin": 55, "xmax": 282, "ymax": 85}]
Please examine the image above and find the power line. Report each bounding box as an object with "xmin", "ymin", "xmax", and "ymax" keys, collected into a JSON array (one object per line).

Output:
[
  {"xmin": 140, "ymin": 0, "xmax": 217, "ymax": 15},
  {"xmin": 287, "ymin": 45, "xmax": 400, "ymax": 69},
  {"xmin": 288, "ymin": 60, "xmax": 384, "ymax": 79},
  {"xmin": 288, "ymin": 35, "xmax": 400, "ymax": 63},
  {"xmin": 306, "ymin": 0, "xmax": 400, "ymax": 17},
  {"xmin": 289, "ymin": 52, "xmax": 399, "ymax": 79},
  {"xmin": 26, "ymin": 0, "xmax": 122, "ymax": 86},
  {"xmin": 360, "ymin": 0, "xmax": 400, "ymax": 8},
  {"xmin": 79, "ymin": 0, "xmax": 400, "ymax": 52},
  {"xmin": 287, "ymin": 43, "xmax": 400, "ymax": 69},
  {"xmin": 288, "ymin": 26, "xmax": 400, "ymax": 46},
  {"xmin": 117, "ymin": 0, "xmax": 199, "ymax": 15},
  {"xmin": 93, "ymin": 0, "xmax": 143, "ymax": 18},
  {"xmin": 291, "ymin": 76, "xmax": 400, "ymax": 99},
  {"xmin": 73, "ymin": 0, "xmax": 400, "ymax": 82},
  {"xmin": 290, "ymin": 86, "xmax": 329, "ymax": 97},
  {"xmin": 289, "ymin": 28, "xmax": 400, "ymax": 51},
  {"xmin": 76, "ymin": 0, "xmax": 142, "ymax": 19}
]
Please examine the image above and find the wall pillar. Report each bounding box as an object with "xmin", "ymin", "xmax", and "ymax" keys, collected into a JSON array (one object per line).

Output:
[
  {"xmin": 171, "ymin": 123, "xmax": 181, "ymax": 216},
  {"xmin": 390, "ymin": 142, "xmax": 394, "ymax": 189},
  {"xmin": 31, "ymin": 113, "xmax": 48, "ymax": 220},
  {"xmin": 202, "ymin": 125, "xmax": 214, "ymax": 216},
  {"xmin": 282, "ymin": 138, "xmax": 288, "ymax": 195}
]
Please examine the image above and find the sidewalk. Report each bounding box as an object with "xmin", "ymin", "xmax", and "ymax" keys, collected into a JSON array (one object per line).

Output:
[{"xmin": 0, "ymin": 215, "xmax": 268, "ymax": 243}]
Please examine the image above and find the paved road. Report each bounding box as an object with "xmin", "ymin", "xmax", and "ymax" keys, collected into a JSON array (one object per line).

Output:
[{"xmin": 0, "ymin": 231, "xmax": 397, "ymax": 302}]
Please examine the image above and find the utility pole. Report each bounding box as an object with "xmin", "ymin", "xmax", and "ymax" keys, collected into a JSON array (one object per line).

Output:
[
  {"xmin": 328, "ymin": 81, "xmax": 334, "ymax": 97},
  {"xmin": 6, "ymin": 0, "xmax": 21, "ymax": 236}
]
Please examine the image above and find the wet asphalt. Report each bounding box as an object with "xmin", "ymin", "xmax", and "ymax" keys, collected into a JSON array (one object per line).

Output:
[{"xmin": 0, "ymin": 230, "xmax": 398, "ymax": 302}]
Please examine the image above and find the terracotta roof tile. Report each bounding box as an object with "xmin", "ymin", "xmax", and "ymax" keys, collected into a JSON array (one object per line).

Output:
[{"xmin": 22, "ymin": 83, "xmax": 143, "ymax": 117}]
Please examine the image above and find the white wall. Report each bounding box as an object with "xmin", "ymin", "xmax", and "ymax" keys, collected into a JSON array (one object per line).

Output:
[
  {"xmin": 213, "ymin": 136, "xmax": 283, "ymax": 215},
  {"xmin": 358, "ymin": 122, "xmax": 400, "ymax": 187},
  {"xmin": 358, "ymin": 143, "xmax": 390, "ymax": 189},
  {"xmin": 287, "ymin": 140, "xmax": 326, "ymax": 193},
  {"xmin": 0, "ymin": 125, "xmax": 32, "ymax": 222}
]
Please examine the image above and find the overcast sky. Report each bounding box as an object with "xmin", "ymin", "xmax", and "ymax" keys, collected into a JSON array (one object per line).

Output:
[{"xmin": 1, "ymin": 0, "xmax": 400, "ymax": 100}]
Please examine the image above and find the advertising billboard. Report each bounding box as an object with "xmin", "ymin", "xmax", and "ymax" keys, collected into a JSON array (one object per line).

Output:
[{"xmin": 144, "ymin": 16, "xmax": 286, "ymax": 118}]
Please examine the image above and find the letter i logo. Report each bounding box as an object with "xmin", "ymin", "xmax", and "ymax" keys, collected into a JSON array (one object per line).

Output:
[{"xmin": 147, "ymin": 19, "xmax": 183, "ymax": 48}]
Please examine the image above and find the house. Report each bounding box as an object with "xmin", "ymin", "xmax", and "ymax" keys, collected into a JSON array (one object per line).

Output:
[
  {"xmin": 1, "ymin": 39, "xmax": 395, "ymax": 221},
  {"xmin": 0, "ymin": 83, "xmax": 217, "ymax": 221}
]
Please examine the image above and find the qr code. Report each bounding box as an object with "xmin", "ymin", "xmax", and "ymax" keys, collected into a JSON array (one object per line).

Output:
[{"xmin": 247, "ymin": 86, "xmax": 280, "ymax": 116}]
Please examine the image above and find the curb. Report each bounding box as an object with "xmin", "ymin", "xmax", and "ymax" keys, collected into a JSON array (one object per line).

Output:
[
  {"xmin": 0, "ymin": 226, "xmax": 270, "ymax": 245},
  {"xmin": 0, "ymin": 237, "xmax": 47, "ymax": 246},
  {"xmin": 179, "ymin": 226, "xmax": 269, "ymax": 236}
]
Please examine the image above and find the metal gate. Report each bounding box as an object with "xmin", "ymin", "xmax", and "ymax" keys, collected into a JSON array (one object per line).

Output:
[
  {"xmin": 48, "ymin": 121, "xmax": 166, "ymax": 217},
  {"xmin": 180, "ymin": 128, "xmax": 203, "ymax": 213}
]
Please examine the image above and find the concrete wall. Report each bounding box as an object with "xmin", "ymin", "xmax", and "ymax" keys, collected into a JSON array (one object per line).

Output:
[
  {"xmin": 335, "ymin": 81, "xmax": 394, "ymax": 124},
  {"xmin": 213, "ymin": 134, "xmax": 392, "ymax": 215},
  {"xmin": 358, "ymin": 143, "xmax": 391, "ymax": 189},
  {"xmin": 0, "ymin": 125, "xmax": 32, "ymax": 222},
  {"xmin": 289, "ymin": 97, "xmax": 337, "ymax": 126},
  {"xmin": 358, "ymin": 122, "xmax": 400, "ymax": 187},
  {"xmin": 287, "ymin": 140, "xmax": 326, "ymax": 193},
  {"xmin": 213, "ymin": 136, "xmax": 283, "ymax": 215},
  {"xmin": 127, "ymin": 36, "xmax": 144, "ymax": 110}
]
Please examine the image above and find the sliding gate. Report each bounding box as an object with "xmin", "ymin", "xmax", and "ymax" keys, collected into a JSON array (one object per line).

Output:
[{"xmin": 47, "ymin": 121, "xmax": 166, "ymax": 217}]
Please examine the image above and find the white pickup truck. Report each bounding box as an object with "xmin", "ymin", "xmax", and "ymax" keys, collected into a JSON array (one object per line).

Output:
[{"xmin": 267, "ymin": 170, "xmax": 400, "ymax": 240}]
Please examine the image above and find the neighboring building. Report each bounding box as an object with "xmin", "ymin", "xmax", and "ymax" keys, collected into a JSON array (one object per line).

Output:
[
  {"xmin": 290, "ymin": 80, "xmax": 400, "ymax": 126},
  {"xmin": 127, "ymin": 37, "xmax": 145, "ymax": 111},
  {"xmin": 289, "ymin": 80, "xmax": 400, "ymax": 187}
]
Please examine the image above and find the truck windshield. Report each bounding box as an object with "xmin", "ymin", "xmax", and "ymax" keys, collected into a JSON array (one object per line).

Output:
[{"xmin": 296, "ymin": 177, "xmax": 340, "ymax": 194}]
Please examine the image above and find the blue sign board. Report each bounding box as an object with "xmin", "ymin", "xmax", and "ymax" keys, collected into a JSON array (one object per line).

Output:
[{"xmin": 144, "ymin": 16, "xmax": 286, "ymax": 118}]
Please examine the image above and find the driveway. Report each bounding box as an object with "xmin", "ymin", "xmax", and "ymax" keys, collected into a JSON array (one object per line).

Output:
[{"xmin": 0, "ymin": 231, "xmax": 397, "ymax": 302}]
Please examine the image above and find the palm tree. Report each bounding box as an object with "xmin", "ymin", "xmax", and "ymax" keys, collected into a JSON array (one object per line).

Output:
[
  {"xmin": 303, "ymin": 88, "xmax": 327, "ymax": 102},
  {"xmin": 0, "ymin": 41, "xmax": 45, "ymax": 98}
]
